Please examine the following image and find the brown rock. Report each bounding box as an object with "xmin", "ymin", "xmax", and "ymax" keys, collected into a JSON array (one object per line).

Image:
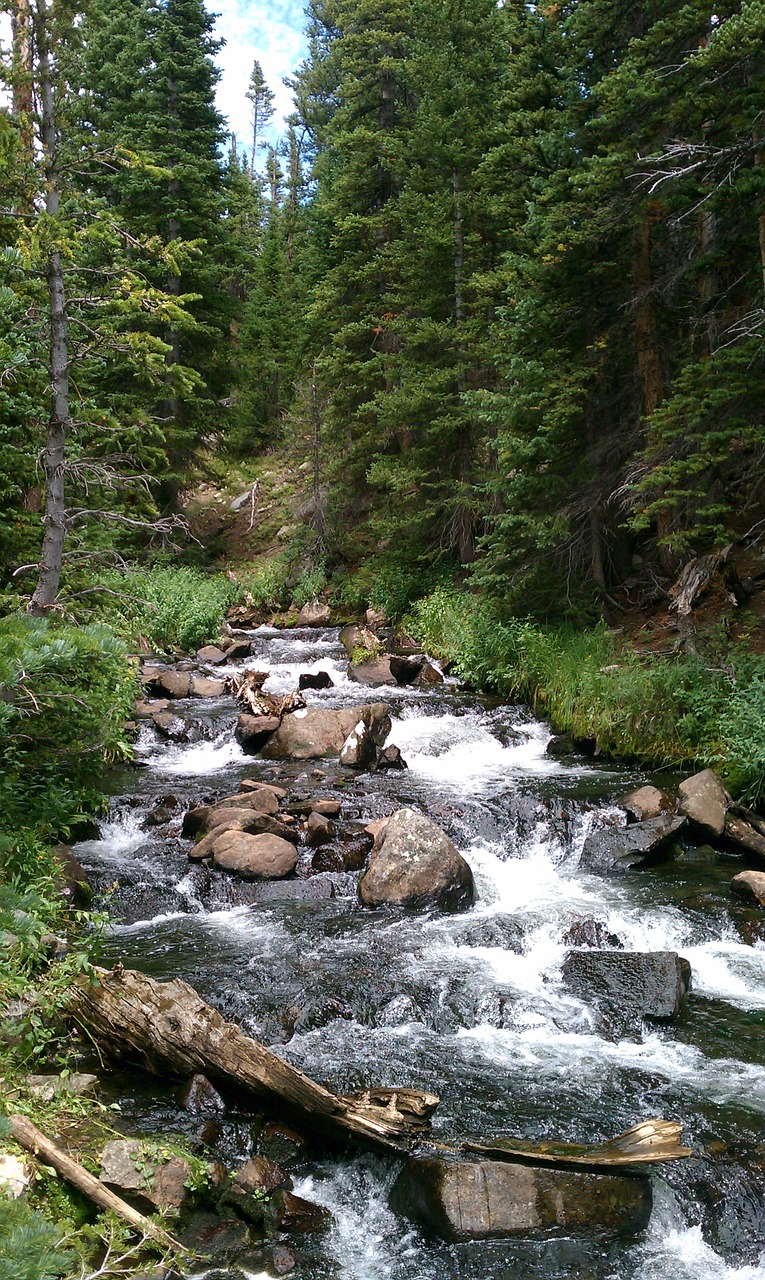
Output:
[
  {"xmin": 224, "ymin": 639, "xmax": 253, "ymax": 661},
  {"xmin": 306, "ymin": 812, "xmax": 334, "ymax": 846},
  {"xmin": 213, "ymin": 832, "xmax": 298, "ymax": 879},
  {"xmin": 234, "ymin": 1155, "xmax": 289, "ymax": 1196},
  {"xmin": 190, "ymin": 816, "xmax": 296, "ymax": 861},
  {"xmin": 189, "ymin": 675, "xmax": 227, "ymax": 698},
  {"xmin": 311, "ymin": 799, "xmax": 341, "ymax": 817},
  {"xmin": 261, "ymin": 703, "xmax": 391, "ymax": 761},
  {"xmin": 348, "ymin": 655, "xmax": 397, "ymax": 686},
  {"xmin": 359, "ymin": 808, "xmax": 475, "ymax": 912},
  {"xmin": 269, "ymin": 1189, "xmax": 331, "ymax": 1234},
  {"xmin": 99, "ymin": 1140, "xmax": 192, "ymax": 1212},
  {"xmin": 197, "ymin": 645, "xmax": 228, "ymax": 665},
  {"xmin": 239, "ymin": 779, "xmax": 288, "ymax": 798},
  {"xmin": 619, "ymin": 785, "xmax": 675, "ymax": 823},
  {"xmin": 339, "ymin": 717, "xmax": 378, "ymax": 768},
  {"xmin": 391, "ymin": 1156, "xmax": 651, "ymax": 1241},
  {"xmin": 235, "ymin": 713, "xmax": 282, "ymax": 753},
  {"xmin": 151, "ymin": 711, "xmax": 189, "ymax": 741},
  {"xmin": 134, "ymin": 698, "xmax": 170, "ymax": 717},
  {"xmin": 678, "ymin": 769, "xmax": 729, "ymax": 838},
  {"xmin": 151, "ymin": 670, "xmax": 192, "ymax": 699},
  {"xmin": 365, "ymin": 817, "xmax": 390, "ymax": 847},
  {"xmin": 297, "ymin": 600, "xmax": 331, "ymax": 627},
  {"xmin": 731, "ymin": 870, "xmax": 765, "ymax": 907},
  {"xmin": 299, "ymin": 670, "xmax": 334, "ymax": 691},
  {"xmin": 416, "ymin": 660, "xmax": 444, "ymax": 686}
]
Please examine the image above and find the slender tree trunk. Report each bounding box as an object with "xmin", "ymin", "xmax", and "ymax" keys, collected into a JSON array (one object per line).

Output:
[
  {"xmin": 754, "ymin": 131, "xmax": 765, "ymax": 295},
  {"xmin": 11, "ymin": 0, "xmax": 34, "ymax": 154},
  {"xmin": 311, "ymin": 359, "xmax": 325, "ymax": 544},
  {"xmin": 28, "ymin": 5, "xmax": 70, "ymax": 614},
  {"xmin": 164, "ymin": 72, "xmax": 181, "ymax": 426}
]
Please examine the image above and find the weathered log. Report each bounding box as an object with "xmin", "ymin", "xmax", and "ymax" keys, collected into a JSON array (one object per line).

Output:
[
  {"xmin": 69, "ymin": 967, "xmax": 438, "ymax": 1152},
  {"xmin": 228, "ymin": 670, "xmax": 305, "ymax": 719},
  {"xmin": 462, "ymin": 1119, "xmax": 692, "ymax": 1170},
  {"xmin": 7, "ymin": 1115, "xmax": 179, "ymax": 1247}
]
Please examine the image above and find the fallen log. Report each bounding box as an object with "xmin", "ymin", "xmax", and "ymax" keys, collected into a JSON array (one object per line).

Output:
[
  {"xmin": 7, "ymin": 1115, "xmax": 180, "ymax": 1248},
  {"xmin": 462, "ymin": 1118, "xmax": 692, "ymax": 1171},
  {"xmin": 69, "ymin": 967, "xmax": 438, "ymax": 1153}
]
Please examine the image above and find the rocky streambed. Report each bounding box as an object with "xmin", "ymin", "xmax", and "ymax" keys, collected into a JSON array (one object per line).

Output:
[{"xmin": 68, "ymin": 624, "xmax": 765, "ymax": 1280}]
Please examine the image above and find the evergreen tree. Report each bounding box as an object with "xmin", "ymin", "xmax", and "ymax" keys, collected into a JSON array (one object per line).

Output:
[{"xmin": 246, "ymin": 58, "xmax": 275, "ymax": 177}]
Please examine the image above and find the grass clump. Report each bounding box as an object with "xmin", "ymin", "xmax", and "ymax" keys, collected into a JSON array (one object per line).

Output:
[
  {"xmin": 407, "ymin": 587, "xmax": 765, "ymax": 802},
  {"xmin": 84, "ymin": 566, "xmax": 240, "ymax": 653}
]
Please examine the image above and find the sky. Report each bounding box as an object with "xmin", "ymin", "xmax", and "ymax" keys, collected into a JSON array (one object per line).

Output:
[{"xmin": 212, "ymin": 0, "xmax": 308, "ymax": 152}]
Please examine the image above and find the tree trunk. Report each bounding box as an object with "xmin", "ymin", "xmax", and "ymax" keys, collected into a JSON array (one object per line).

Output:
[
  {"xmin": 11, "ymin": 0, "xmax": 34, "ymax": 153},
  {"xmin": 754, "ymin": 130, "xmax": 765, "ymax": 295},
  {"xmin": 69, "ymin": 967, "xmax": 439, "ymax": 1153},
  {"xmin": 311, "ymin": 359, "xmax": 326, "ymax": 543},
  {"xmin": 28, "ymin": 5, "xmax": 70, "ymax": 615}
]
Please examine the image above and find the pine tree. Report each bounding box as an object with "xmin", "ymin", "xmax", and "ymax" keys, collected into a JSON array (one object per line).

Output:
[{"xmin": 246, "ymin": 58, "xmax": 275, "ymax": 177}]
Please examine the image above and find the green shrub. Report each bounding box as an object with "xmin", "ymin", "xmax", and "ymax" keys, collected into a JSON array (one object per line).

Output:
[
  {"xmin": 84, "ymin": 566, "xmax": 240, "ymax": 653},
  {"xmin": 0, "ymin": 1196, "xmax": 73, "ymax": 1280},
  {"xmin": 236, "ymin": 558, "xmax": 292, "ymax": 612},
  {"xmin": 0, "ymin": 615, "xmax": 135, "ymax": 836}
]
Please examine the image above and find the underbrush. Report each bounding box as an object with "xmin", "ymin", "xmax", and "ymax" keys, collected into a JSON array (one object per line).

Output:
[
  {"xmin": 407, "ymin": 588, "xmax": 765, "ymax": 802},
  {"xmin": 83, "ymin": 566, "xmax": 240, "ymax": 653}
]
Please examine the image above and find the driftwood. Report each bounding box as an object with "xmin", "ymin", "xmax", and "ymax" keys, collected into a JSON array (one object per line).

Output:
[
  {"xmin": 462, "ymin": 1119, "xmax": 692, "ymax": 1171},
  {"xmin": 7, "ymin": 1114, "xmax": 179, "ymax": 1247},
  {"xmin": 725, "ymin": 812, "xmax": 765, "ymax": 861},
  {"xmin": 69, "ymin": 967, "xmax": 438, "ymax": 1153},
  {"xmin": 228, "ymin": 669, "xmax": 306, "ymax": 719}
]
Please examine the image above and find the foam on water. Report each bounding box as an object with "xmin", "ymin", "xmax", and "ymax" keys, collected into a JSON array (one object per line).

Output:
[
  {"xmin": 391, "ymin": 709, "xmax": 560, "ymax": 789},
  {"xmin": 147, "ymin": 731, "xmax": 247, "ymax": 775},
  {"xmin": 633, "ymin": 1184, "xmax": 765, "ymax": 1280}
]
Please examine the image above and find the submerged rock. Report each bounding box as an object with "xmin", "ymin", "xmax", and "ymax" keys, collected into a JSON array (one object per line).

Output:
[
  {"xmin": 391, "ymin": 1155, "xmax": 652, "ymax": 1241},
  {"xmin": 678, "ymin": 769, "xmax": 729, "ymax": 838},
  {"xmin": 261, "ymin": 703, "xmax": 391, "ymax": 760},
  {"xmin": 579, "ymin": 814, "xmax": 686, "ymax": 873},
  {"xmin": 358, "ymin": 808, "xmax": 475, "ymax": 912},
  {"xmin": 179, "ymin": 1073, "xmax": 226, "ymax": 1115},
  {"xmin": 561, "ymin": 949, "xmax": 691, "ymax": 1023}
]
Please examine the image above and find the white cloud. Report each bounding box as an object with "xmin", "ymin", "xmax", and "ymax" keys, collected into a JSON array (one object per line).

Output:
[{"xmin": 211, "ymin": 0, "xmax": 307, "ymax": 154}]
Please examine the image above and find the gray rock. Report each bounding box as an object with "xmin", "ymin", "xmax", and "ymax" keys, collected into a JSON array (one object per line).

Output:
[
  {"xmin": 579, "ymin": 814, "xmax": 686, "ymax": 873},
  {"xmin": 151, "ymin": 710, "xmax": 189, "ymax": 741},
  {"xmin": 26, "ymin": 1073, "xmax": 98, "ymax": 1101},
  {"xmin": 358, "ymin": 808, "xmax": 475, "ymax": 912},
  {"xmin": 230, "ymin": 489, "xmax": 254, "ymax": 512},
  {"xmin": 261, "ymin": 703, "xmax": 391, "ymax": 760},
  {"xmin": 297, "ymin": 600, "xmax": 331, "ymax": 627},
  {"xmin": 225, "ymin": 639, "xmax": 252, "ymax": 660},
  {"xmin": 561, "ymin": 949, "xmax": 692, "ymax": 1023},
  {"xmin": 348, "ymin": 655, "xmax": 397, "ymax": 686},
  {"xmin": 377, "ymin": 744, "xmax": 408, "ymax": 771},
  {"xmin": 0, "ymin": 1154, "xmax": 29, "ymax": 1199},
  {"xmin": 678, "ymin": 769, "xmax": 729, "ymax": 838},
  {"xmin": 100, "ymin": 1140, "xmax": 192, "ymax": 1211},
  {"xmin": 731, "ymin": 870, "xmax": 765, "ymax": 907},
  {"xmin": 134, "ymin": 697, "xmax": 170, "ymax": 717},
  {"xmin": 196, "ymin": 645, "xmax": 228, "ymax": 665},
  {"xmin": 391, "ymin": 1156, "xmax": 652, "ymax": 1241},
  {"xmin": 388, "ymin": 655, "xmax": 425, "ymax": 685}
]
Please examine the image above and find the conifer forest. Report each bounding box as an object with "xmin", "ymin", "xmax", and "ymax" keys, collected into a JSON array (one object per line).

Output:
[{"xmin": 3, "ymin": 4, "xmax": 765, "ymax": 1280}]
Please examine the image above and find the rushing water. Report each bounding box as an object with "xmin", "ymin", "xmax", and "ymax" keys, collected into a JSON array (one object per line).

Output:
[{"xmin": 73, "ymin": 626, "xmax": 765, "ymax": 1280}]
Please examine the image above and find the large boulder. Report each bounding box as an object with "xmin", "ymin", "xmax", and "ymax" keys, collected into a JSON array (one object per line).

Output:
[
  {"xmin": 297, "ymin": 600, "xmax": 331, "ymax": 627},
  {"xmin": 358, "ymin": 808, "xmax": 475, "ymax": 912},
  {"xmin": 678, "ymin": 769, "xmax": 729, "ymax": 838},
  {"xmin": 100, "ymin": 1140, "xmax": 193, "ymax": 1212},
  {"xmin": 261, "ymin": 703, "xmax": 391, "ymax": 760},
  {"xmin": 189, "ymin": 814, "xmax": 295, "ymax": 860},
  {"xmin": 731, "ymin": 870, "xmax": 765, "ymax": 907},
  {"xmin": 561, "ymin": 949, "xmax": 691, "ymax": 1024},
  {"xmin": 579, "ymin": 814, "xmax": 686, "ymax": 873},
  {"xmin": 348, "ymin": 655, "xmax": 397, "ymax": 686},
  {"xmin": 147, "ymin": 669, "xmax": 192, "ymax": 699},
  {"xmin": 339, "ymin": 718, "xmax": 378, "ymax": 769},
  {"xmin": 235, "ymin": 713, "xmax": 282, "ymax": 753},
  {"xmin": 211, "ymin": 831, "xmax": 298, "ymax": 879},
  {"xmin": 189, "ymin": 675, "xmax": 227, "ymax": 698},
  {"xmin": 391, "ymin": 1156, "xmax": 652, "ymax": 1241},
  {"xmin": 618, "ymin": 785, "xmax": 675, "ymax": 823}
]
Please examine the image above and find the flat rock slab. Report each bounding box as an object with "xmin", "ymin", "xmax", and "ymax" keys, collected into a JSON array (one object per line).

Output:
[
  {"xmin": 189, "ymin": 675, "xmax": 227, "ymax": 698},
  {"xmin": 197, "ymin": 645, "xmax": 228, "ymax": 665},
  {"xmin": 391, "ymin": 1156, "xmax": 652, "ymax": 1241},
  {"xmin": 100, "ymin": 1139, "xmax": 192, "ymax": 1211},
  {"xmin": 359, "ymin": 807, "xmax": 475, "ymax": 912},
  {"xmin": 579, "ymin": 815, "xmax": 686, "ymax": 873},
  {"xmin": 561, "ymin": 949, "xmax": 691, "ymax": 1023},
  {"xmin": 678, "ymin": 769, "xmax": 729, "ymax": 838},
  {"xmin": 213, "ymin": 832, "xmax": 298, "ymax": 879},
  {"xmin": 261, "ymin": 704, "xmax": 391, "ymax": 760}
]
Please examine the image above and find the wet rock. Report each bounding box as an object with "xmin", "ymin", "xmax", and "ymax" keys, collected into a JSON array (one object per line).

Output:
[
  {"xmin": 26, "ymin": 1073, "xmax": 98, "ymax": 1101},
  {"xmin": 359, "ymin": 808, "xmax": 475, "ymax": 912},
  {"xmin": 376, "ymin": 744, "xmax": 408, "ymax": 771},
  {"xmin": 416, "ymin": 660, "xmax": 444, "ymax": 686},
  {"xmin": 179, "ymin": 1211, "xmax": 251, "ymax": 1260},
  {"xmin": 561, "ymin": 949, "xmax": 691, "ymax": 1023},
  {"xmin": 339, "ymin": 718, "xmax": 378, "ymax": 769},
  {"xmin": 134, "ymin": 697, "xmax": 170, "ymax": 717},
  {"xmin": 271, "ymin": 1244, "xmax": 297, "ymax": 1275},
  {"xmin": 212, "ymin": 832, "xmax": 299, "ymax": 879},
  {"xmin": 678, "ymin": 769, "xmax": 729, "ymax": 839},
  {"xmin": 261, "ymin": 703, "xmax": 392, "ymax": 761},
  {"xmin": 151, "ymin": 711, "xmax": 189, "ymax": 741},
  {"xmin": 234, "ymin": 1155, "xmax": 290, "ymax": 1197},
  {"xmin": 731, "ymin": 871, "xmax": 765, "ymax": 907},
  {"xmin": 0, "ymin": 1154, "xmax": 29, "ymax": 1199},
  {"xmin": 197, "ymin": 645, "xmax": 228, "ymax": 665},
  {"xmin": 298, "ymin": 670, "xmax": 334, "ymax": 691},
  {"xmin": 579, "ymin": 814, "xmax": 686, "ymax": 873},
  {"xmin": 51, "ymin": 844, "xmax": 92, "ymax": 908},
  {"xmin": 546, "ymin": 734, "xmax": 575, "ymax": 757},
  {"xmin": 145, "ymin": 803, "xmax": 175, "ymax": 828},
  {"xmin": 364, "ymin": 817, "xmax": 390, "ymax": 846},
  {"xmin": 391, "ymin": 1155, "xmax": 652, "ymax": 1241},
  {"xmin": 225, "ymin": 639, "xmax": 253, "ymax": 661},
  {"xmin": 618, "ymin": 785, "xmax": 676, "ymax": 823},
  {"xmin": 457, "ymin": 916, "xmax": 525, "ymax": 951},
  {"xmin": 110, "ymin": 888, "xmax": 187, "ymax": 926},
  {"xmin": 310, "ymin": 840, "xmax": 369, "ymax": 873},
  {"xmin": 267, "ymin": 1189, "xmax": 331, "ymax": 1234},
  {"xmin": 348, "ymin": 655, "xmax": 397, "ymax": 686},
  {"xmin": 239, "ymin": 779, "xmax": 289, "ymax": 798},
  {"xmin": 306, "ymin": 811, "xmax": 334, "ymax": 846},
  {"xmin": 259, "ymin": 1123, "xmax": 307, "ymax": 1170},
  {"xmin": 180, "ymin": 1073, "xmax": 226, "ymax": 1115},
  {"xmin": 147, "ymin": 670, "xmax": 192, "ymax": 699},
  {"xmin": 188, "ymin": 675, "xmax": 227, "ymax": 698},
  {"xmin": 562, "ymin": 918, "xmax": 624, "ymax": 950},
  {"xmin": 235, "ymin": 714, "xmax": 283, "ymax": 752},
  {"xmin": 190, "ymin": 814, "xmax": 296, "ymax": 859},
  {"xmin": 255, "ymin": 874, "xmax": 357, "ymax": 903},
  {"xmin": 311, "ymin": 798, "xmax": 341, "ymax": 817},
  {"xmin": 389, "ymin": 654, "xmax": 425, "ymax": 685},
  {"xmin": 297, "ymin": 600, "xmax": 331, "ymax": 627}
]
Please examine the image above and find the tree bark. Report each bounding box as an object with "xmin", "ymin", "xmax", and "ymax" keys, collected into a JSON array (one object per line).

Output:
[
  {"xmin": 69, "ymin": 967, "xmax": 439, "ymax": 1153},
  {"xmin": 28, "ymin": 4, "xmax": 70, "ymax": 614},
  {"xmin": 754, "ymin": 130, "xmax": 765, "ymax": 295},
  {"xmin": 11, "ymin": 0, "xmax": 34, "ymax": 153}
]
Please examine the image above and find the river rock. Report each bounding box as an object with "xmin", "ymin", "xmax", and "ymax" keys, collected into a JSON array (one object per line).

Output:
[
  {"xmin": 134, "ymin": 697, "xmax": 170, "ymax": 717},
  {"xmin": 183, "ymin": 790, "xmax": 280, "ymax": 837},
  {"xmin": 26, "ymin": 1073, "xmax": 98, "ymax": 1101},
  {"xmin": 0, "ymin": 1154, "xmax": 28, "ymax": 1199},
  {"xmin": 51, "ymin": 844, "xmax": 92, "ymax": 908},
  {"xmin": 358, "ymin": 808, "xmax": 475, "ymax": 912},
  {"xmin": 189, "ymin": 675, "xmax": 227, "ymax": 698},
  {"xmin": 197, "ymin": 645, "xmax": 228, "ymax": 665},
  {"xmin": 268, "ymin": 1189, "xmax": 331, "ymax": 1234},
  {"xmin": 416, "ymin": 660, "xmax": 444, "ymax": 686},
  {"xmin": 297, "ymin": 600, "xmax": 331, "ymax": 627},
  {"xmin": 151, "ymin": 711, "xmax": 189, "ymax": 741},
  {"xmin": 148, "ymin": 669, "xmax": 192, "ymax": 699},
  {"xmin": 180, "ymin": 1073, "xmax": 226, "ymax": 1115},
  {"xmin": 391, "ymin": 1155, "xmax": 652, "ymax": 1241},
  {"xmin": 191, "ymin": 816, "xmax": 296, "ymax": 860},
  {"xmin": 579, "ymin": 814, "xmax": 686, "ymax": 873},
  {"xmin": 298, "ymin": 670, "xmax": 334, "ymax": 691},
  {"xmin": 389, "ymin": 655, "xmax": 425, "ymax": 685},
  {"xmin": 225, "ymin": 639, "xmax": 253, "ymax": 661},
  {"xmin": 239, "ymin": 779, "xmax": 289, "ymax": 798},
  {"xmin": 562, "ymin": 918, "xmax": 624, "ymax": 950},
  {"xmin": 306, "ymin": 811, "xmax": 334, "ymax": 846},
  {"xmin": 731, "ymin": 870, "xmax": 765, "ymax": 907},
  {"xmin": 678, "ymin": 769, "xmax": 729, "ymax": 838},
  {"xmin": 213, "ymin": 832, "xmax": 298, "ymax": 879},
  {"xmin": 376, "ymin": 744, "xmax": 408, "ymax": 771},
  {"xmin": 261, "ymin": 703, "xmax": 391, "ymax": 760},
  {"xmin": 348, "ymin": 655, "xmax": 397, "ymax": 686},
  {"xmin": 311, "ymin": 798, "xmax": 341, "ymax": 817},
  {"xmin": 235, "ymin": 713, "xmax": 282, "ymax": 753},
  {"xmin": 561, "ymin": 949, "xmax": 691, "ymax": 1023},
  {"xmin": 100, "ymin": 1140, "xmax": 192, "ymax": 1211},
  {"xmin": 235, "ymin": 1155, "xmax": 290, "ymax": 1197},
  {"xmin": 366, "ymin": 607, "xmax": 388, "ymax": 629},
  {"xmin": 339, "ymin": 717, "xmax": 378, "ymax": 768},
  {"xmin": 618, "ymin": 785, "xmax": 675, "ymax": 823}
]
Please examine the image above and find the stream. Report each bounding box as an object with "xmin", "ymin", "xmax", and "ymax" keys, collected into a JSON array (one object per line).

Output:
[{"xmin": 72, "ymin": 625, "xmax": 765, "ymax": 1280}]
